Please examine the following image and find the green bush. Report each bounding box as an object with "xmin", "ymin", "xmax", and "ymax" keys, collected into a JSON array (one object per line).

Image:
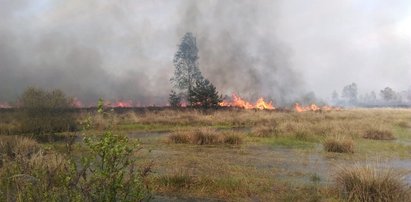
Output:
[{"xmin": 19, "ymin": 87, "xmax": 77, "ymax": 135}]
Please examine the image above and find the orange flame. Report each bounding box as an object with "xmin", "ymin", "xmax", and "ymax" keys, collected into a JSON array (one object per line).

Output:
[
  {"xmin": 112, "ymin": 100, "xmax": 133, "ymax": 108},
  {"xmin": 294, "ymin": 103, "xmax": 341, "ymax": 112},
  {"xmin": 219, "ymin": 94, "xmax": 275, "ymax": 110}
]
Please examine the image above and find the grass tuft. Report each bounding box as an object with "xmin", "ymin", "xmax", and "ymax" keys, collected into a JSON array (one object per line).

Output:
[
  {"xmin": 363, "ymin": 129, "xmax": 396, "ymax": 140},
  {"xmin": 323, "ymin": 136, "xmax": 354, "ymax": 153},
  {"xmin": 335, "ymin": 163, "xmax": 411, "ymax": 202}
]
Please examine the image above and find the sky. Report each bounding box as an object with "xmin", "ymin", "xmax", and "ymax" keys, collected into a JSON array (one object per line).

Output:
[{"xmin": 0, "ymin": 0, "xmax": 410, "ymax": 105}]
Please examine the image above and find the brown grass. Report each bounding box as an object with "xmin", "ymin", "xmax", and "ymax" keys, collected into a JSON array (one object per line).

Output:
[
  {"xmin": 335, "ymin": 163, "xmax": 411, "ymax": 201},
  {"xmin": 363, "ymin": 129, "xmax": 396, "ymax": 140},
  {"xmin": 251, "ymin": 125, "xmax": 278, "ymax": 137},
  {"xmin": 0, "ymin": 135, "xmax": 40, "ymax": 160},
  {"xmin": 323, "ymin": 136, "xmax": 354, "ymax": 153},
  {"xmin": 168, "ymin": 129, "xmax": 244, "ymax": 145}
]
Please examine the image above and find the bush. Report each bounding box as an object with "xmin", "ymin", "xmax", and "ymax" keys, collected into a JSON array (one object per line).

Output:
[
  {"xmin": 323, "ymin": 136, "xmax": 354, "ymax": 153},
  {"xmin": 19, "ymin": 87, "xmax": 77, "ymax": 135},
  {"xmin": 363, "ymin": 129, "xmax": 396, "ymax": 140},
  {"xmin": 335, "ymin": 164, "xmax": 411, "ymax": 201}
]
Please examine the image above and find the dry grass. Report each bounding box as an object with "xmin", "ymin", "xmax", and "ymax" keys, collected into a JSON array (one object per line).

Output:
[
  {"xmin": 323, "ymin": 136, "xmax": 354, "ymax": 153},
  {"xmin": 168, "ymin": 129, "xmax": 244, "ymax": 145},
  {"xmin": 251, "ymin": 125, "xmax": 278, "ymax": 137},
  {"xmin": 363, "ymin": 129, "xmax": 396, "ymax": 140},
  {"xmin": 335, "ymin": 163, "xmax": 411, "ymax": 202},
  {"xmin": 0, "ymin": 135, "xmax": 40, "ymax": 160}
]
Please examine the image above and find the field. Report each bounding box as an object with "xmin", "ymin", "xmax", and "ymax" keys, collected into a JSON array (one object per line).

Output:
[{"xmin": 1, "ymin": 108, "xmax": 411, "ymax": 201}]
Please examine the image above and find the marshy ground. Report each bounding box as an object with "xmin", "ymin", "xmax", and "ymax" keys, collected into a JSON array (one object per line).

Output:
[{"xmin": 1, "ymin": 108, "xmax": 411, "ymax": 201}]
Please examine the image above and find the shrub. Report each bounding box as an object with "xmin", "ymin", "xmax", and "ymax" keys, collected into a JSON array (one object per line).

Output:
[
  {"xmin": 335, "ymin": 164, "xmax": 411, "ymax": 201},
  {"xmin": 323, "ymin": 136, "xmax": 354, "ymax": 153},
  {"xmin": 363, "ymin": 129, "xmax": 396, "ymax": 140},
  {"xmin": 19, "ymin": 87, "xmax": 77, "ymax": 136},
  {"xmin": 191, "ymin": 129, "xmax": 220, "ymax": 145}
]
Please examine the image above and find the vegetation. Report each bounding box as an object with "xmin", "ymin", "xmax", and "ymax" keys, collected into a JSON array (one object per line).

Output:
[
  {"xmin": 323, "ymin": 136, "xmax": 354, "ymax": 153},
  {"xmin": 19, "ymin": 87, "xmax": 77, "ymax": 136},
  {"xmin": 188, "ymin": 78, "xmax": 222, "ymax": 109},
  {"xmin": 1, "ymin": 108, "xmax": 411, "ymax": 201},
  {"xmin": 335, "ymin": 163, "xmax": 411, "ymax": 201},
  {"xmin": 363, "ymin": 129, "xmax": 396, "ymax": 140}
]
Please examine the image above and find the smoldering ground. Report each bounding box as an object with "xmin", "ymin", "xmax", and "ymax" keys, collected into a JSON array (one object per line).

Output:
[{"xmin": 0, "ymin": 0, "xmax": 410, "ymax": 106}]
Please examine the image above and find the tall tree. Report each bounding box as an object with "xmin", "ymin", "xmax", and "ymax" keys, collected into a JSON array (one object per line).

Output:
[
  {"xmin": 380, "ymin": 87, "xmax": 396, "ymax": 102},
  {"xmin": 170, "ymin": 32, "xmax": 203, "ymax": 105},
  {"xmin": 342, "ymin": 83, "xmax": 358, "ymax": 104}
]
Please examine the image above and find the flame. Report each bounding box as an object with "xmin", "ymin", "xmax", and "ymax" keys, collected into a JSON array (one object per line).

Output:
[
  {"xmin": 294, "ymin": 103, "xmax": 341, "ymax": 112},
  {"xmin": 219, "ymin": 94, "xmax": 275, "ymax": 110},
  {"xmin": 112, "ymin": 100, "xmax": 133, "ymax": 108},
  {"xmin": 71, "ymin": 97, "xmax": 83, "ymax": 108},
  {"xmin": 0, "ymin": 102, "xmax": 11, "ymax": 109}
]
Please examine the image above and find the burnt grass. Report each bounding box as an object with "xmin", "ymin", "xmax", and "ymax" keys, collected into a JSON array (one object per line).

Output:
[{"xmin": 1, "ymin": 108, "xmax": 411, "ymax": 201}]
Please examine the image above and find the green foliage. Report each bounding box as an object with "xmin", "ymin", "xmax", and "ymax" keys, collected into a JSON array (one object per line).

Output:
[
  {"xmin": 81, "ymin": 132, "xmax": 149, "ymax": 201},
  {"xmin": 188, "ymin": 78, "xmax": 222, "ymax": 109},
  {"xmin": 0, "ymin": 99, "xmax": 150, "ymax": 201},
  {"xmin": 168, "ymin": 90, "xmax": 182, "ymax": 107},
  {"xmin": 19, "ymin": 87, "xmax": 77, "ymax": 135},
  {"xmin": 77, "ymin": 99, "xmax": 150, "ymax": 201}
]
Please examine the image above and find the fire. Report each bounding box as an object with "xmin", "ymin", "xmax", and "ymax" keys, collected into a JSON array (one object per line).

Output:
[
  {"xmin": 0, "ymin": 102, "xmax": 11, "ymax": 109},
  {"xmin": 112, "ymin": 100, "xmax": 133, "ymax": 108},
  {"xmin": 219, "ymin": 94, "xmax": 275, "ymax": 110},
  {"xmin": 294, "ymin": 103, "xmax": 341, "ymax": 112}
]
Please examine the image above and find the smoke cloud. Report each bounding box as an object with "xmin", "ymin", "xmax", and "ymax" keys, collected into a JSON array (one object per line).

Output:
[{"xmin": 0, "ymin": 0, "xmax": 410, "ymax": 106}]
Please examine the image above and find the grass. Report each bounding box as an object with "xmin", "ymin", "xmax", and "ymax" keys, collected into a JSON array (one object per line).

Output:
[
  {"xmin": 335, "ymin": 163, "xmax": 411, "ymax": 201},
  {"xmin": 168, "ymin": 128, "xmax": 244, "ymax": 145},
  {"xmin": 2, "ymin": 108, "xmax": 411, "ymax": 201},
  {"xmin": 363, "ymin": 129, "xmax": 396, "ymax": 140},
  {"xmin": 323, "ymin": 136, "xmax": 354, "ymax": 153}
]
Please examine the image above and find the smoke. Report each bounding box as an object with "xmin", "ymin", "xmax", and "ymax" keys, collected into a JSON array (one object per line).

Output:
[{"xmin": 0, "ymin": 0, "xmax": 410, "ymax": 106}]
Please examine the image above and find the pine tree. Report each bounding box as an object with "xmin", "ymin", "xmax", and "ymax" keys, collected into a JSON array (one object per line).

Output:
[{"xmin": 188, "ymin": 78, "xmax": 222, "ymax": 109}]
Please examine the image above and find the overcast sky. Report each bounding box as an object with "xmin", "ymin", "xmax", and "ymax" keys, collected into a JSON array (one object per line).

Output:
[{"xmin": 0, "ymin": 0, "xmax": 410, "ymax": 105}]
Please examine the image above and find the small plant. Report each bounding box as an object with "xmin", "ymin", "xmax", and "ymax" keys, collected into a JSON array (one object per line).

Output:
[
  {"xmin": 363, "ymin": 129, "xmax": 396, "ymax": 140},
  {"xmin": 323, "ymin": 136, "xmax": 354, "ymax": 153},
  {"xmin": 335, "ymin": 163, "xmax": 410, "ymax": 201}
]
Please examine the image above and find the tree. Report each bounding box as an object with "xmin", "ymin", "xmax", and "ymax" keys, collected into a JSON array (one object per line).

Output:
[
  {"xmin": 168, "ymin": 90, "xmax": 181, "ymax": 107},
  {"xmin": 20, "ymin": 87, "xmax": 77, "ymax": 135},
  {"xmin": 170, "ymin": 32, "xmax": 203, "ymax": 105},
  {"xmin": 407, "ymin": 86, "xmax": 411, "ymax": 103},
  {"xmin": 188, "ymin": 78, "xmax": 222, "ymax": 109},
  {"xmin": 380, "ymin": 87, "xmax": 396, "ymax": 102},
  {"xmin": 342, "ymin": 83, "xmax": 358, "ymax": 104},
  {"xmin": 332, "ymin": 90, "xmax": 339, "ymax": 102}
]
